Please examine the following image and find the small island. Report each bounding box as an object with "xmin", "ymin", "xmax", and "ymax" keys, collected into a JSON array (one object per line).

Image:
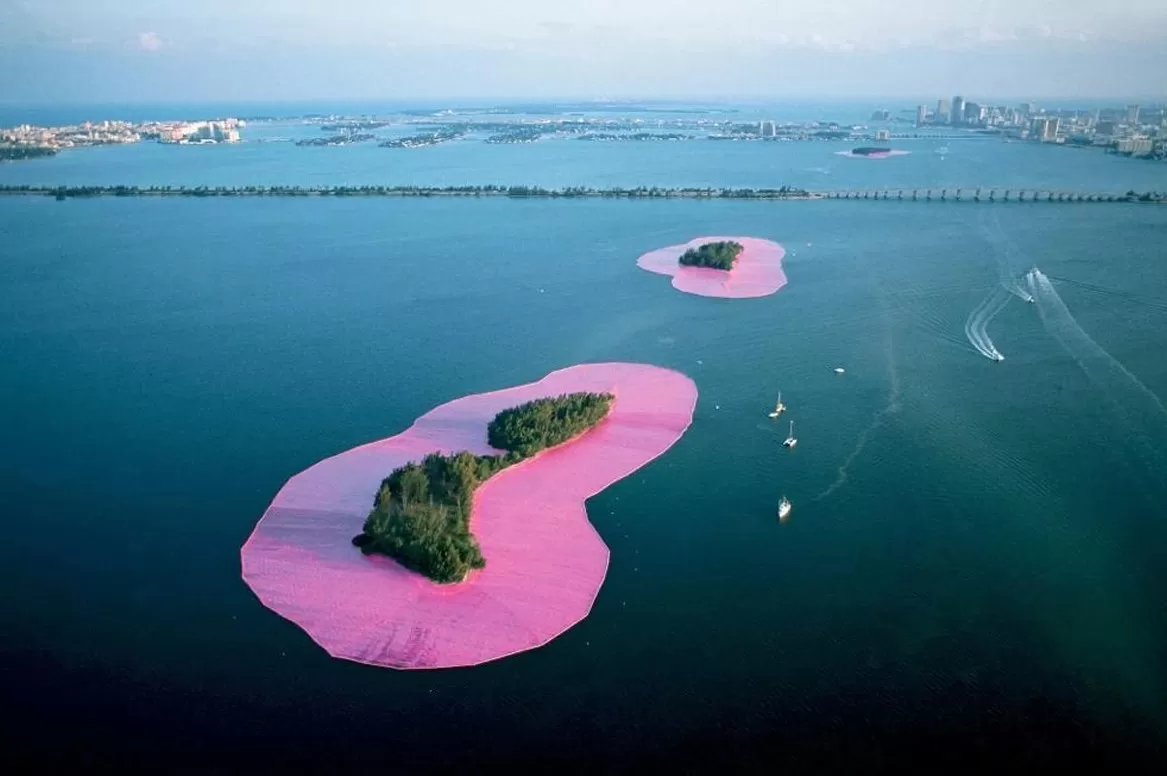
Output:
[
  {"xmin": 677, "ymin": 240, "xmax": 744, "ymax": 271},
  {"xmin": 850, "ymin": 146, "xmax": 891, "ymax": 156},
  {"xmin": 352, "ymin": 392, "xmax": 614, "ymax": 583},
  {"xmin": 0, "ymin": 146, "xmax": 57, "ymax": 162},
  {"xmin": 295, "ymin": 133, "xmax": 375, "ymax": 147}
]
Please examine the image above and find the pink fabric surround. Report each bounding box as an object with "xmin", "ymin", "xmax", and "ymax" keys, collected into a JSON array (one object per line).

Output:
[
  {"xmin": 241, "ymin": 363, "xmax": 698, "ymax": 669},
  {"xmin": 636, "ymin": 236, "xmax": 788, "ymax": 298}
]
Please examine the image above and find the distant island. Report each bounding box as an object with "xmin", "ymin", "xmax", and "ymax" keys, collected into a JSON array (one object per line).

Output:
[
  {"xmin": 379, "ymin": 129, "xmax": 464, "ymax": 149},
  {"xmin": 0, "ymin": 146, "xmax": 57, "ymax": 161},
  {"xmin": 295, "ymin": 133, "xmax": 375, "ymax": 147},
  {"xmin": 850, "ymin": 147, "xmax": 892, "ymax": 156},
  {"xmin": 678, "ymin": 240, "xmax": 744, "ymax": 271},
  {"xmin": 352, "ymin": 392, "xmax": 613, "ymax": 583}
]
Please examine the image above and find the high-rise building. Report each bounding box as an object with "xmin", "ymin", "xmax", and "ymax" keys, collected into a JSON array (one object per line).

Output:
[
  {"xmin": 1126, "ymin": 104, "xmax": 1141, "ymax": 124},
  {"xmin": 951, "ymin": 96, "xmax": 966, "ymax": 125},
  {"xmin": 964, "ymin": 102, "xmax": 983, "ymax": 125},
  {"xmin": 1043, "ymin": 117, "xmax": 1060, "ymax": 141},
  {"xmin": 936, "ymin": 98, "xmax": 950, "ymax": 123},
  {"xmin": 1019, "ymin": 102, "xmax": 1033, "ymax": 118},
  {"xmin": 916, "ymin": 105, "xmax": 927, "ymax": 127}
]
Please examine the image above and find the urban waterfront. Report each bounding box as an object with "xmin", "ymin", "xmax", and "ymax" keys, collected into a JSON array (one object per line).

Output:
[{"xmin": 2, "ymin": 101, "xmax": 1167, "ymax": 771}]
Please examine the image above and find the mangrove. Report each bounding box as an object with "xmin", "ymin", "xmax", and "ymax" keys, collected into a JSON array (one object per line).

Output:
[
  {"xmin": 353, "ymin": 392, "xmax": 614, "ymax": 583},
  {"xmin": 678, "ymin": 240, "xmax": 744, "ymax": 270}
]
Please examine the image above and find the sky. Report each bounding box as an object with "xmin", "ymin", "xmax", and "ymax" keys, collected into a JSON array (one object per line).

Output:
[{"xmin": 1, "ymin": 0, "xmax": 1165, "ymax": 104}]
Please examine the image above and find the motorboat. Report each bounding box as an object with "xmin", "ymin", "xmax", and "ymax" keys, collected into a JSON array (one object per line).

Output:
[{"xmin": 778, "ymin": 496, "xmax": 792, "ymax": 521}]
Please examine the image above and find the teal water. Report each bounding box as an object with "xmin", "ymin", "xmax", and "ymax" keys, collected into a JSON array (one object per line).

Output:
[{"xmin": 3, "ymin": 135, "xmax": 1167, "ymax": 769}]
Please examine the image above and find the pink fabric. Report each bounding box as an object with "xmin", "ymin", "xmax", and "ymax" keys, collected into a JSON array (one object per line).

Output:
[
  {"xmin": 241, "ymin": 363, "xmax": 697, "ymax": 669},
  {"xmin": 636, "ymin": 236, "xmax": 788, "ymax": 299},
  {"xmin": 834, "ymin": 149, "xmax": 911, "ymax": 158}
]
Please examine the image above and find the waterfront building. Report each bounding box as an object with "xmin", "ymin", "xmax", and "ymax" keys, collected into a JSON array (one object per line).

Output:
[
  {"xmin": 1117, "ymin": 138, "xmax": 1153, "ymax": 156},
  {"xmin": 916, "ymin": 105, "xmax": 927, "ymax": 127},
  {"xmin": 936, "ymin": 98, "xmax": 950, "ymax": 123},
  {"xmin": 951, "ymin": 96, "xmax": 965, "ymax": 125}
]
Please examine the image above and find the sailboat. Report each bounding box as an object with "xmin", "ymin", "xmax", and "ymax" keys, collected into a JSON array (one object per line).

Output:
[
  {"xmin": 768, "ymin": 392, "xmax": 786, "ymax": 418},
  {"xmin": 783, "ymin": 420, "xmax": 798, "ymax": 448},
  {"xmin": 778, "ymin": 496, "xmax": 792, "ymax": 521}
]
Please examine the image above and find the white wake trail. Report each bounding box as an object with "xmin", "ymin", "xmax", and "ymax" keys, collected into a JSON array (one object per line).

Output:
[
  {"xmin": 1027, "ymin": 268, "xmax": 1167, "ymax": 420},
  {"xmin": 980, "ymin": 210, "xmax": 1035, "ymax": 303},
  {"xmin": 963, "ymin": 287, "xmax": 1010, "ymax": 361}
]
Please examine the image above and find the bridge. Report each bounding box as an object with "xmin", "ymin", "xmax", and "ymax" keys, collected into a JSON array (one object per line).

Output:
[{"xmin": 818, "ymin": 188, "xmax": 1143, "ymax": 203}]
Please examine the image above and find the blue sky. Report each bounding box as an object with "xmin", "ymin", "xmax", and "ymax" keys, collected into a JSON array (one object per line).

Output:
[{"xmin": 2, "ymin": 1, "xmax": 1165, "ymax": 103}]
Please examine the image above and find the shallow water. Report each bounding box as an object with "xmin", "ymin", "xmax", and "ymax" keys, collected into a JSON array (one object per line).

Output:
[{"xmin": 3, "ymin": 116, "xmax": 1167, "ymax": 768}]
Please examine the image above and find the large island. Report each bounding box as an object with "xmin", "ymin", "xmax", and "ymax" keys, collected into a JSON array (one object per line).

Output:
[
  {"xmin": 353, "ymin": 392, "xmax": 613, "ymax": 583},
  {"xmin": 240, "ymin": 362, "xmax": 697, "ymax": 669},
  {"xmin": 677, "ymin": 240, "xmax": 744, "ymax": 271}
]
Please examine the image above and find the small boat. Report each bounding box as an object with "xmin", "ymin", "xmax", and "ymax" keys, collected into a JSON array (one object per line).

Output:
[
  {"xmin": 768, "ymin": 392, "xmax": 786, "ymax": 418},
  {"xmin": 834, "ymin": 367, "xmax": 845, "ymax": 374},
  {"xmin": 778, "ymin": 496, "xmax": 792, "ymax": 521},
  {"xmin": 783, "ymin": 420, "xmax": 798, "ymax": 448}
]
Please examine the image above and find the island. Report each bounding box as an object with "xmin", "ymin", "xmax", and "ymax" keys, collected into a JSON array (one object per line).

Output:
[
  {"xmin": 352, "ymin": 392, "xmax": 614, "ymax": 583},
  {"xmin": 379, "ymin": 129, "xmax": 465, "ymax": 148},
  {"xmin": 850, "ymin": 146, "xmax": 892, "ymax": 156},
  {"xmin": 678, "ymin": 240, "xmax": 744, "ymax": 271},
  {"xmin": 241, "ymin": 363, "xmax": 697, "ymax": 669},
  {"xmin": 0, "ymin": 146, "xmax": 57, "ymax": 161},
  {"xmin": 295, "ymin": 133, "xmax": 375, "ymax": 147},
  {"xmin": 638, "ymin": 236, "xmax": 789, "ymax": 299}
]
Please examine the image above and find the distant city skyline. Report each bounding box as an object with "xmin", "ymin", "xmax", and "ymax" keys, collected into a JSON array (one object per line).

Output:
[{"xmin": 2, "ymin": 1, "xmax": 1166, "ymax": 103}]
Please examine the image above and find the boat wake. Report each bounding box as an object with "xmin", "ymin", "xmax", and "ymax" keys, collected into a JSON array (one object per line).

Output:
[
  {"xmin": 963, "ymin": 287, "xmax": 1009, "ymax": 361},
  {"xmin": 1027, "ymin": 268, "xmax": 1167, "ymax": 479},
  {"xmin": 815, "ymin": 282, "xmax": 902, "ymax": 502},
  {"xmin": 980, "ymin": 211, "xmax": 1035, "ymax": 303},
  {"xmin": 1027, "ymin": 269, "xmax": 1167, "ymax": 417}
]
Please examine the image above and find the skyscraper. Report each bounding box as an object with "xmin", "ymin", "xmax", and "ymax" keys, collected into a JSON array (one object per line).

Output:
[
  {"xmin": 916, "ymin": 105, "xmax": 927, "ymax": 127},
  {"xmin": 936, "ymin": 98, "xmax": 950, "ymax": 123},
  {"xmin": 951, "ymin": 96, "xmax": 965, "ymax": 126},
  {"xmin": 1127, "ymin": 104, "xmax": 1141, "ymax": 124}
]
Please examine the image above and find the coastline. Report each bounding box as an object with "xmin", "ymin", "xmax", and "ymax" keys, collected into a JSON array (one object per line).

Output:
[
  {"xmin": 240, "ymin": 362, "xmax": 698, "ymax": 670},
  {"xmin": 638, "ymin": 236, "xmax": 788, "ymax": 299}
]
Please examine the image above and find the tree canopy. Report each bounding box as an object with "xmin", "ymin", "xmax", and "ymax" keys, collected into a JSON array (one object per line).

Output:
[
  {"xmin": 353, "ymin": 392, "xmax": 614, "ymax": 583},
  {"xmin": 678, "ymin": 240, "xmax": 744, "ymax": 271}
]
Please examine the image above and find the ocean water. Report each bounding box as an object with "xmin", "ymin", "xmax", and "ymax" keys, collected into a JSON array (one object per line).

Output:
[{"xmin": 3, "ymin": 107, "xmax": 1167, "ymax": 771}]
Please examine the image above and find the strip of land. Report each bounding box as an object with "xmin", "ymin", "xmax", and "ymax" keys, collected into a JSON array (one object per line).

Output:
[{"xmin": 0, "ymin": 184, "xmax": 1162, "ymax": 203}]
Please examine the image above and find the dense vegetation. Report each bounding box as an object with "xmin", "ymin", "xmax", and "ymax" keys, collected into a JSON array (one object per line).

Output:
[
  {"xmin": 678, "ymin": 240, "xmax": 744, "ymax": 270},
  {"xmin": 0, "ymin": 146, "xmax": 57, "ymax": 161},
  {"xmin": 353, "ymin": 392, "xmax": 614, "ymax": 583},
  {"xmin": 487, "ymin": 392, "xmax": 614, "ymax": 457},
  {"xmin": 294, "ymin": 133, "xmax": 375, "ymax": 146}
]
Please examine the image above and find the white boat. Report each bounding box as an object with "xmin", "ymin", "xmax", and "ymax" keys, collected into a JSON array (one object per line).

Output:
[
  {"xmin": 778, "ymin": 496, "xmax": 792, "ymax": 520},
  {"xmin": 768, "ymin": 392, "xmax": 786, "ymax": 418},
  {"xmin": 783, "ymin": 420, "xmax": 798, "ymax": 448},
  {"xmin": 834, "ymin": 367, "xmax": 846, "ymax": 374}
]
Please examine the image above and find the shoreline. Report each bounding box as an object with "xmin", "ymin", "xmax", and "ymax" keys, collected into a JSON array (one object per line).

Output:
[
  {"xmin": 638, "ymin": 236, "xmax": 788, "ymax": 299},
  {"xmin": 0, "ymin": 184, "xmax": 1160, "ymax": 203},
  {"xmin": 240, "ymin": 362, "xmax": 698, "ymax": 670}
]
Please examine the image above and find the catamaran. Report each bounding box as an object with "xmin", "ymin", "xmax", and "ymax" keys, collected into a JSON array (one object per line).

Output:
[
  {"xmin": 783, "ymin": 420, "xmax": 798, "ymax": 448},
  {"xmin": 778, "ymin": 496, "xmax": 792, "ymax": 520},
  {"xmin": 768, "ymin": 392, "xmax": 786, "ymax": 418}
]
